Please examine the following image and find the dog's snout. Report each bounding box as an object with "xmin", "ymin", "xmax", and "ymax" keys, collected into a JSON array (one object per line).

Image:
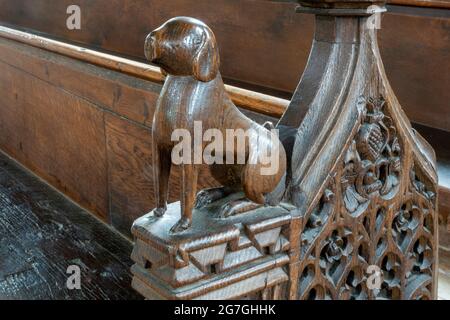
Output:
[
  {"xmin": 145, "ymin": 31, "xmax": 158, "ymax": 61},
  {"xmin": 148, "ymin": 31, "xmax": 156, "ymax": 44}
]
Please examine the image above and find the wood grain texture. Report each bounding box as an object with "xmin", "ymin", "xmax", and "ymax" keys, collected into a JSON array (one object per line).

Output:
[
  {"xmin": 105, "ymin": 114, "xmax": 219, "ymax": 236},
  {"xmin": 0, "ymin": 151, "xmax": 141, "ymax": 300},
  {"xmin": 391, "ymin": 0, "xmax": 450, "ymax": 9},
  {"xmin": 0, "ymin": 59, "xmax": 108, "ymax": 220},
  {"xmin": 145, "ymin": 17, "xmax": 287, "ymax": 232},
  {"xmin": 0, "ymin": 34, "xmax": 222, "ymax": 235},
  {"xmin": 380, "ymin": 8, "xmax": 450, "ymax": 132},
  {"xmin": 413, "ymin": 124, "xmax": 450, "ymax": 231},
  {"xmin": 0, "ymin": 131, "xmax": 445, "ymax": 299},
  {"xmin": 131, "ymin": 5, "xmax": 439, "ymax": 299},
  {"xmin": 0, "ymin": 26, "xmax": 290, "ymax": 118},
  {"xmin": 0, "ymin": 0, "xmax": 313, "ymax": 95},
  {"xmin": 0, "ymin": 0, "xmax": 447, "ymax": 131},
  {"xmin": 0, "ymin": 29, "xmax": 447, "ymax": 243},
  {"xmin": 105, "ymin": 115, "xmax": 154, "ymax": 236},
  {"xmin": 0, "ymin": 36, "xmax": 161, "ymax": 126}
]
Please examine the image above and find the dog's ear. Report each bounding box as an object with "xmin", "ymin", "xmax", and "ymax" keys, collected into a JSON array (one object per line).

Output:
[{"xmin": 192, "ymin": 31, "xmax": 220, "ymax": 82}]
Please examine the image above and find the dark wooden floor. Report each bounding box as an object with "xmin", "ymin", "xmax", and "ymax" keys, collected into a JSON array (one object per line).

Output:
[{"xmin": 0, "ymin": 151, "xmax": 141, "ymax": 300}]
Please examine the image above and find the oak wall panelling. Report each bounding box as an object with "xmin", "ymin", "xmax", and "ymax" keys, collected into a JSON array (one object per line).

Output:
[
  {"xmin": 105, "ymin": 114, "xmax": 155, "ymax": 236},
  {"xmin": 105, "ymin": 113, "xmax": 220, "ymax": 235},
  {"xmin": 0, "ymin": 59, "xmax": 108, "ymax": 219},
  {"xmin": 0, "ymin": 1, "xmax": 448, "ymax": 131},
  {"xmin": 0, "ymin": 35, "xmax": 221, "ymax": 236}
]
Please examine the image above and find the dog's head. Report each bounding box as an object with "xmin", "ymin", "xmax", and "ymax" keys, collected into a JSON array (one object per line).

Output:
[{"xmin": 145, "ymin": 17, "xmax": 220, "ymax": 82}]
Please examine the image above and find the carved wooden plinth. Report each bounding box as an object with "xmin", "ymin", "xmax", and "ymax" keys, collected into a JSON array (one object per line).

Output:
[
  {"xmin": 131, "ymin": 197, "xmax": 294, "ymax": 299},
  {"xmin": 131, "ymin": 0, "xmax": 438, "ymax": 300}
]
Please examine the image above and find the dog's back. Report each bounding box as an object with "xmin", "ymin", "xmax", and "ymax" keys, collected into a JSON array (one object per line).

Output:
[{"xmin": 153, "ymin": 74, "xmax": 226, "ymax": 146}]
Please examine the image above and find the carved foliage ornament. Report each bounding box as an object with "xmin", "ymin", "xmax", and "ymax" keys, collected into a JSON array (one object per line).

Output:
[
  {"xmin": 342, "ymin": 96, "xmax": 401, "ymax": 216},
  {"xmin": 296, "ymin": 94, "xmax": 437, "ymax": 300}
]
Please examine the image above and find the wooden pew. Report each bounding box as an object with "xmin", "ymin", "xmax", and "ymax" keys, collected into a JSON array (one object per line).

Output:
[{"xmin": 0, "ymin": 18, "xmax": 448, "ymax": 235}]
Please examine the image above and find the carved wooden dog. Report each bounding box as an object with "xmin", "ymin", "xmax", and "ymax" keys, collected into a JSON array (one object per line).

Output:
[{"xmin": 145, "ymin": 17, "xmax": 287, "ymax": 232}]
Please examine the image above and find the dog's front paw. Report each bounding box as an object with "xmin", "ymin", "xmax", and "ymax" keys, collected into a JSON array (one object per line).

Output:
[
  {"xmin": 153, "ymin": 207, "xmax": 166, "ymax": 217},
  {"xmin": 218, "ymin": 203, "xmax": 235, "ymax": 218},
  {"xmin": 170, "ymin": 217, "xmax": 191, "ymax": 233},
  {"xmin": 194, "ymin": 190, "xmax": 215, "ymax": 208}
]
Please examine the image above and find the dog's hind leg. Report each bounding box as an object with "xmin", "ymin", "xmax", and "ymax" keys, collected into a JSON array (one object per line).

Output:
[
  {"xmin": 194, "ymin": 164, "xmax": 242, "ymax": 208},
  {"xmin": 194, "ymin": 186, "xmax": 235, "ymax": 208},
  {"xmin": 219, "ymin": 172, "xmax": 266, "ymax": 218},
  {"xmin": 153, "ymin": 144, "xmax": 171, "ymax": 217},
  {"xmin": 219, "ymin": 199, "xmax": 263, "ymax": 218}
]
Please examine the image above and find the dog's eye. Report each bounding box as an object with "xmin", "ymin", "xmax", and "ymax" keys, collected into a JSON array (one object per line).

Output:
[
  {"xmin": 193, "ymin": 37, "xmax": 202, "ymax": 45},
  {"xmin": 185, "ymin": 35, "xmax": 202, "ymax": 47}
]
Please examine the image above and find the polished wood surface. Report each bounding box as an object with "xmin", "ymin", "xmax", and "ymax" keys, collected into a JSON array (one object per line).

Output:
[
  {"xmin": 0, "ymin": 0, "xmax": 448, "ymax": 131},
  {"xmin": 0, "ymin": 34, "xmax": 223, "ymax": 236},
  {"xmin": 146, "ymin": 17, "xmax": 287, "ymax": 232},
  {"xmin": 391, "ymin": 0, "xmax": 450, "ymax": 8},
  {"xmin": 131, "ymin": 0, "xmax": 439, "ymax": 299},
  {"xmin": 0, "ymin": 45, "xmax": 108, "ymax": 220},
  {"xmin": 0, "ymin": 25, "xmax": 289, "ymax": 118},
  {"xmin": 0, "ymin": 0, "xmax": 443, "ymax": 300},
  {"xmin": 105, "ymin": 113, "xmax": 220, "ymax": 235},
  {"xmin": 0, "ymin": 0, "xmax": 313, "ymax": 95},
  {"xmin": 0, "ymin": 28, "xmax": 447, "ymax": 241},
  {"xmin": 0, "ymin": 129, "xmax": 447, "ymax": 300}
]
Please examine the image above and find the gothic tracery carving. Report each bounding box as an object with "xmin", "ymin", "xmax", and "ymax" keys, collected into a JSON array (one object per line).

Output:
[
  {"xmin": 341, "ymin": 96, "xmax": 401, "ymax": 217},
  {"xmin": 296, "ymin": 94, "xmax": 437, "ymax": 300}
]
